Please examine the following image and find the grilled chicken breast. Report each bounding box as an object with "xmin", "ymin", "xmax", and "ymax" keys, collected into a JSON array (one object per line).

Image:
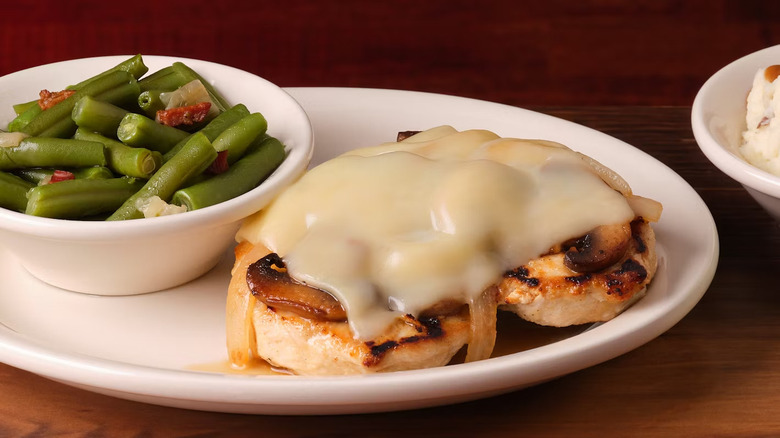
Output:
[
  {"xmin": 227, "ymin": 127, "xmax": 662, "ymax": 375},
  {"xmin": 250, "ymin": 303, "xmax": 471, "ymax": 375},
  {"xmin": 229, "ymin": 242, "xmax": 474, "ymax": 375},
  {"xmin": 232, "ymin": 218, "xmax": 656, "ymax": 375},
  {"xmin": 500, "ymin": 219, "xmax": 657, "ymax": 326}
]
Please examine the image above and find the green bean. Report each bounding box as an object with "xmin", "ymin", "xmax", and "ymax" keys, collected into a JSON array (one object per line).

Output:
[
  {"xmin": 0, "ymin": 138, "xmax": 106, "ymax": 170},
  {"xmin": 72, "ymin": 97, "xmax": 129, "ymax": 137},
  {"xmin": 8, "ymin": 55, "xmax": 149, "ymax": 131},
  {"xmin": 162, "ymin": 104, "xmax": 250, "ymax": 162},
  {"xmin": 7, "ymin": 104, "xmax": 41, "ymax": 132},
  {"xmin": 36, "ymin": 80, "xmax": 140, "ymax": 139},
  {"xmin": 74, "ymin": 128, "xmax": 161, "ymax": 178},
  {"xmin": 198, "ymin": 104, "xmax": 249, "ymax": 138},
  {"xmin": 116, "ymin": 113, "xmax": 189, "ymax": 153},
  {"xmin": 15, "ymin": 166, "xmax": 114, "ymax": 184},
  {"xmin": 73, "ymin": 166, "xmax": 115, "ymax": 180},
  {"xmin": 21, "ymin": 71, "xmax": 135, "ymax": 138},
  {"xmin": 68, "ymin": 54, "xmax": 148, "ymax": 90},
  {"xmin": 93, "ymin": 79, "xmax": 142, "ymax": 110},
  {"xmin": 0, "ymin": 170, "xmax": 34, "ymax": 212},
  {"xmin": 172, "ymin": 136, "xmax": 285, "ymax": 211},
  {"xmin": 212, "ymin": 112, "xmax": 267, "ymax": 164},
  {"xmin": 138, "ymin": 66, "xmax": 188, "ymax": 93},
  {"xmin": 37, "ymin": 117, "xmax": 80, "ymax": 140},
  {"xmin": 160, "ymin": 139, "xmax": 188, "ymax": 164},
  {"xmin": 9, "ymin": 55, "xmax": 145, "ymax": 132},
  {"xmin": 137, "ymin": 90, "xmax": 166, "ymax": 118},
  {"xmin": 107, "ymin": 132, "xmax": 217, "ymax": 220},
  {"xmin": 26, "ymin": 177, "xmax": 144, "ymax": 219},
  {"xmin": 171, "ymin": 62, "xmax": 229, "ymax": 112},
  {"xmin": 138, "ymin": 66, "xmax": 172, "ymax": 84},
  {"xmin": 14, "ymin": 168, "xmax": 58, "ymax": 184},
  {"xmin": 13, "ymin": 100, "xmax": 37, "ymax": 115}
]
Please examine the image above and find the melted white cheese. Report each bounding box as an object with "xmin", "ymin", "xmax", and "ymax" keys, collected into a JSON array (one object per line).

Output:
[{"xmin": 237, "ymin": 126, "xmax": 635, "ymax": 339}]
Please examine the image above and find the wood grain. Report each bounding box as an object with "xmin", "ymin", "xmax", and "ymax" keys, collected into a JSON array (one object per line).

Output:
[{"xmin": 2, "ymin": 106, "xmax": 779, "ymax": 437}]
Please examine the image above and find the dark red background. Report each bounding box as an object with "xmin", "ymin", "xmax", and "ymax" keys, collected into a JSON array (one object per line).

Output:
[{"xmin": 3, "ymin": 0, "xmax": 779, "ymax": 106}]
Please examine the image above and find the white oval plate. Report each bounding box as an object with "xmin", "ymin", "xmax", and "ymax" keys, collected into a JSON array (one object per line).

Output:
[{"xmin": 0, "ymin": 88, "xmax": 718, "ymax": 415}]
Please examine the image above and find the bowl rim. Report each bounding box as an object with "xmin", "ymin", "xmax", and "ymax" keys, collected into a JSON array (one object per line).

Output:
[
  {"xmin": 0, "ymin": 55, "xmax": 313, "ymax": 240},
  {"xmin": 692, "ymin": 44, "xmax": 780, "ymax": 198}
]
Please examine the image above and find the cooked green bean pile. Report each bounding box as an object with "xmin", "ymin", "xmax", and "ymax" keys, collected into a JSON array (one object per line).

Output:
[{"xmin": 0, "ymin": 55, "xmax": 286, "ymax": 219}]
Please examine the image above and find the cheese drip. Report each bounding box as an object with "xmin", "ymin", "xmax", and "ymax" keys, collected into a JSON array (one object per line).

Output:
[{"xmin": 237, "ymin": 126, "xmax": 635, "ymax": 339}]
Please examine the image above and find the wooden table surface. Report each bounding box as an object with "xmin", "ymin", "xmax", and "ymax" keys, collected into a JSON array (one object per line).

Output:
[
  {"xmin": 3, "ymin": 1, "xmax": 780, "ymax": 436},
  {"xmin": 1, "ymin": 105, "xmax": 778, "ymax": 437}
]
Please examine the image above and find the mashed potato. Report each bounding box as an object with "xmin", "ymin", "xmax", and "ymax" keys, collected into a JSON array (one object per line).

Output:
[{"xmin": 741, "ymin": 66, "xmax": 780, "ymax": 175}]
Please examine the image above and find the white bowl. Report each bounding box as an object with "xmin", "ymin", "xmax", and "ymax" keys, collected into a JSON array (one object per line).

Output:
[
  {"xmin": 692, "ymin": 45, "xmax": 780, "ymax": 220},
  {"xmin": 0, "ymin": 55, "xmax": 313, "ymax": 295}
]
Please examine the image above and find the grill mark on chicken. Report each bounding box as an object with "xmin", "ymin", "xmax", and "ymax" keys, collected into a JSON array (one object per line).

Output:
[
  {"xmin": 631, "ymin": 218, "xmax": 648, "ymax": 253},
  {"xmin": 605, "ymin": 259, "xmax": 647, "ymax": 297},
  {"xmin": 366, "ymin": 340, "xmax": 398, "ymax": 358},
  {"xmin": 564, "ymin": 274, "xmax": 592, "ymax": 285},
  {"xmin": 504, "ymin": 266, "xmax": 540, "ymax": 287},
  {"xmin": 363, "ymin": 316, "xmax": 446, "ymax": 366}
]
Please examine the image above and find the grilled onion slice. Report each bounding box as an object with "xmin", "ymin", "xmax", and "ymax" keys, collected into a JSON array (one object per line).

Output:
[{"xmin": 464, "ymin": 286, "xmax": 500, "ymax": 363}]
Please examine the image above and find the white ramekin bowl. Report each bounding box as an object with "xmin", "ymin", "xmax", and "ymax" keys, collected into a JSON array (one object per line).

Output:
[
  {"xmin": 0, "ymin": 55, "xmax": 312, "ymax": 295},
  {"xmin": 692, "ymin": 45, "xmax": 780, "ymax": 220}
]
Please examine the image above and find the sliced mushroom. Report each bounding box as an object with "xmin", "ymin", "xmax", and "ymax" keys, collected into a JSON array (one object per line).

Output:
[
  {"xmin": 396, "ymin": 130, "xmax": 421, "ymax": 142},
  {"xmin": 247, "ymin": 253, "xmax": 469, "ymax": 322},
  {"xmin": 563, "ymin": 223, "xmax": 632, "ymax": 273},
  {"xmin": 246, "ymin": 253, "xmax": 348, "ymax": 322}
]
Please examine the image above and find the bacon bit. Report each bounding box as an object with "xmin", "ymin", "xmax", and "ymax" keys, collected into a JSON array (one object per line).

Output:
[
  {"xmin": 38, "ymin": 89, "xmax": 76, "ymax": 110},
  {"xmin": 156, "ymin": 102, "xmax": 211, "ymax": 127},
  {"xmin": 49, "ymin": 170, "xmax": 75, "ymax": 184},
  {"xmin": 758, "ymin": 116, "xmax": 771, "ymax": 128},
  {"xmin": 765, "ymin": 65, "xmax": 780, "ymax": 83},
  {"xmin": 207, "ymin": 150, "xmax": 229, "ymax": 174}
]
